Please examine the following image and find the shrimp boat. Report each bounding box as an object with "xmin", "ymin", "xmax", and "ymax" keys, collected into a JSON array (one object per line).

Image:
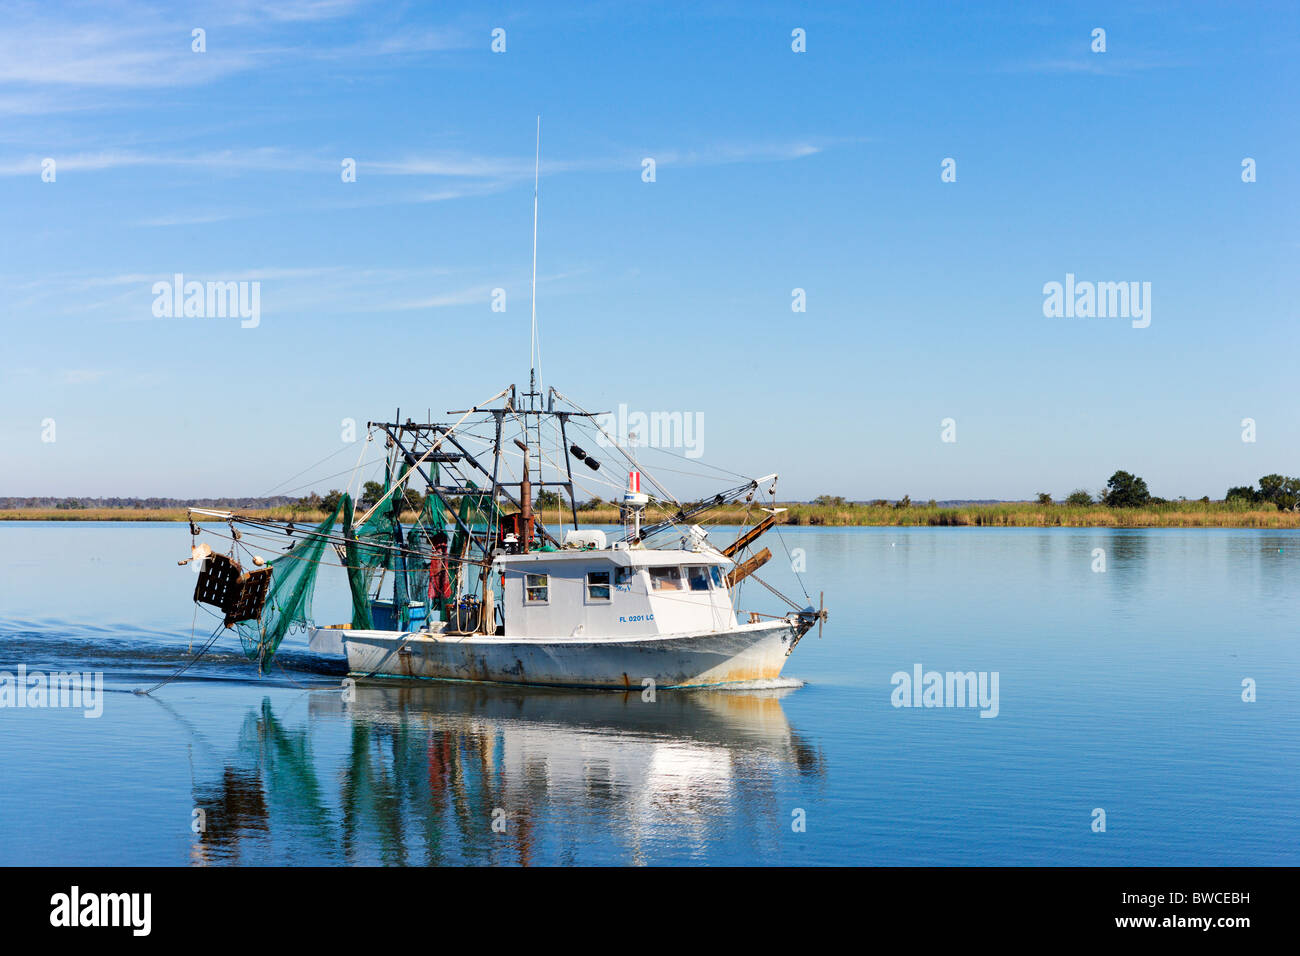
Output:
[
  {"xmin": 182, "ymin": 382, "xmax": 826, "ymax": 690},
  {"xmin": 179, "ymin": 121, "xmax": 824, "ymax": 689}
]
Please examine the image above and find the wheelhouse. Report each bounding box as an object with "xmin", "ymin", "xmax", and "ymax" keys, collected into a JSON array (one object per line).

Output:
[{"xmin": 496, "ymin": 547, "xmax": 736, "ymax": 639}]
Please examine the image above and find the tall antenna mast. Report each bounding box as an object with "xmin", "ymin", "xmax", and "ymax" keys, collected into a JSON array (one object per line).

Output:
[{"xmin": 529, "ymin": 115, "xmax": 541, "ymax": 411}]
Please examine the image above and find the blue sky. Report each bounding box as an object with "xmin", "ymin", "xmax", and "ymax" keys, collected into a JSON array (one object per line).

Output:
[{"xmin": 1, "ymin": 0, "xmax": 1296, "ymax": 502}]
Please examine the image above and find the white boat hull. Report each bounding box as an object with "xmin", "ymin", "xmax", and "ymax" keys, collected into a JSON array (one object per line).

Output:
[{"xmin": 332, "ymin": 618, "xmax": 807, "ymax": 690}]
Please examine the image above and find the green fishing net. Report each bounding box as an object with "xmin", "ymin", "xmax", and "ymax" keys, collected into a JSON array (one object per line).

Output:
[
  {"xmin": 236, "ymin": 497, "xmax": 344, "ymax": 671},
  {"xmin": 342, "ymin": 494, "xmax": 373, "ymax": 630},
  {"xmin": 347, "ymin": 479, "xmax": 400, "ymax": 631},
  {"xmin": 345, "ymin": 463, "xmax": 451, "ymax": 628},
  {"xmin": 400, "ymin": 491, "xmax": 448, "ymax": 622},
  {"xmin": 448, "ymin": 483, "xmax": 496, "ymax": 611},
  {"xmin": 236, "ymin": 457, "xmax": 490, "ymax": 667}
]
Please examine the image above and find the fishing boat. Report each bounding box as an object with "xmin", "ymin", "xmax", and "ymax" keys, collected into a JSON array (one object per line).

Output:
[
  {"xmin": 182, "ymin": 382, "xmax": 826, "ymax": 690},
  {"xmin": 177, "ymin": 122, "xmax": 826, "ymax": 690}
]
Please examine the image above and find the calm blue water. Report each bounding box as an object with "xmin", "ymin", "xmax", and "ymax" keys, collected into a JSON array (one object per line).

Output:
[{"xmin": 0, "ymin": 522, "xmax": 1296, "ymax": 865}]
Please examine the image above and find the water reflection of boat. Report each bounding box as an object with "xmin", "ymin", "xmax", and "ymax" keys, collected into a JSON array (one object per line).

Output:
[{"xmin": 189, "ymin": 683, "xmax": 824, "ymax": 865}]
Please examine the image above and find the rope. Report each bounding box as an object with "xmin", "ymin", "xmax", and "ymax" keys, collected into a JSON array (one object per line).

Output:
[
  {"xmin": 356, "ymin": 385, "xmax": 511, "ymax": 526},
  {"xmin": 551, "ymin": 392, "xmax": 679, "ymax": 505},
  {"xmin": 133, "ymin": 620, "xmax": 225, "ymax": 696},
  {"xmin": 745, "ymin": 569, "xmax": 803, "ymax": 612},
  {"xmin": 237, "ymin": 455, "xmax": 384, "ymax": 501},
  {"xmin": 260, "ymin": 442, "xmax": 357, "ymax": 496},
  {"xmin": 343, "ymin": 428, "xmax": 374, "ymax": 500},
  {"xmin": 763, "ymin": 476, "xmax": 810, "ymax": 602}
]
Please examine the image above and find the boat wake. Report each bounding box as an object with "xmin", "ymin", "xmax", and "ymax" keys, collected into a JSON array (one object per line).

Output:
[
  {"xmin": 0, "ymin": 618, "xmax": 346, "ymax": 685},
  {"xmin": 709, "ymin": 677, "xmax": 805, "ymax": 692}
]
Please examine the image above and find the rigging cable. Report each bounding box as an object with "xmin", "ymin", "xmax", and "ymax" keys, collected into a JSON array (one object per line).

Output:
[
  {"xmin": 260, "ymin": 441, "xmax": 358, "ymax": 497},
  {"xmin": 343, "ymin": 427, "xmax": 375, "ymax": 501},
  {"xmin": 133, "ymin": 620, "xmax": 226, "ymax": 696}
]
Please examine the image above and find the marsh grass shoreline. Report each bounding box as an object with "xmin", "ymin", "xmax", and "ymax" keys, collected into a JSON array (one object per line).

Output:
[{"xmin": 5, "ymin": 501, "xmax": 1299, "ymax": 528}]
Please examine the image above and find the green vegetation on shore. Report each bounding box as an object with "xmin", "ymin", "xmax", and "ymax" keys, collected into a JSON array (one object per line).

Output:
[
  {"xmin": 5, "ymin": 499, "xmax": 1299, "ymax": 529},
  {"xmin": 6, "ymin": 470, "xmax": 1298, "ymax": 529},
  {"xmin": 0, "ymin": 504, "xmax": 328, "ymax": 523}
]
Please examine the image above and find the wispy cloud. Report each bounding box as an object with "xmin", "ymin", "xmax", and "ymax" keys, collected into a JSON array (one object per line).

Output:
[
  {"xmin": 0, "ymin": 0, "xmax": 469, "ymax": 113},
  {"xmin": 370, "ymin": 141, "xmax": 824, "ymax": 177},
  {"xmin": 382, "ymin": 283, "xmax": 500, "ymax": 311},
  {"xmin": 0, "ymin": 18, "xmax": 255, "ymax": 90},
  {"xmin": 652, "ymin": 142, "xmax": 823, "ymax": 166},
  {"xmin": 134, "ymin": 210, "xmax": 256, "ymax": 227},
  {"xmin": 0, "ymin": 140, "xmax": 827, "ymax": 183},
  {"xmin": 0, "ymin": 263, "xmax": 485, "ymax": 324},
  {"xmin": 0, "ymin": 146, "xmax": 330, "ymax": 177},
  {"xmin": 59, "ymin": 369, "xmax": 109, "ymax": 385},
  {"xmin": 1003, "ymin": 53, "xmax": 1186, "ymax": 77},
  {"xmin": 225, "ymin": 0, "xmax": 368, "ymax": 25}
]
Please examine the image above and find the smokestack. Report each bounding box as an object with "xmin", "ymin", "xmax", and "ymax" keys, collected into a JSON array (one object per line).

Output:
[{"xmin": 520, "ymin": 456, "xmax": 532, "ymax": 553}]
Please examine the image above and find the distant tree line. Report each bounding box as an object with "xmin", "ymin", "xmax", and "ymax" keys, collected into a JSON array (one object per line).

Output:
[
  {"xmin": 810, "ymin": 469, "xmax": 1300, "ymax": 511},
  {"xmin": 1225, "ymin": 475, "xmax": 1300, "ymax": 511},
  {"xmin": 316, "ymin": 484, "xmax": 426, "ymax": 515},
  {"xmin": 23, "ymin": 470, "xmax": 1297, "ymax": 515},
  {"xmin": 0, "ymin": 496, "xmax": 301, "ymax": 510},
  {"xmin": 1041, "ymin": 470, "xmax": 1298, "ymax": 509},
  {"xmin": 1047, "ymin": 470, "xmax": 1300, "ymax": 509}
]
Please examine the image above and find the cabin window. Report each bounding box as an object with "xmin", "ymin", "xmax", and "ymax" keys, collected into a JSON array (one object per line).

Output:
[
  {"xmin": 709, "ymin": 566, "xmax": 725, "ymax": 589},
  {"xmin": 614, "ymin": 567, "xmax": 636, "ymax": 589},
  {"xmin": 686, "ymin": 566, "xmax": 711, "ymax": 591},
  {"xmin": 587, "ymin": 570, "xmax": 611, "ymax": 601},
  {"xmin": 525, "ymin": 573, "xmax": 549, "ymax": 604},
  {"xmin": 648, "ymin": 566, "xmax": 683, "ymax": 591}
]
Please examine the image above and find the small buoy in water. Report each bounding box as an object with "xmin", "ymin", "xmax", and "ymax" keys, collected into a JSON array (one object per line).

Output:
[{"xmin": 253, "ymin": 555, "xmax": 266, "ymax": 566}]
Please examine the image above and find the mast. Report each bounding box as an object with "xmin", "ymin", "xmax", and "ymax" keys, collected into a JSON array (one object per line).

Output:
[
  {"xmin": 525, "ymin": 117, "xmax": 545, "ymax": 523},
  {"xmin": 529, "ymin": 115, "xmax": 541, "ymax": 407}
]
